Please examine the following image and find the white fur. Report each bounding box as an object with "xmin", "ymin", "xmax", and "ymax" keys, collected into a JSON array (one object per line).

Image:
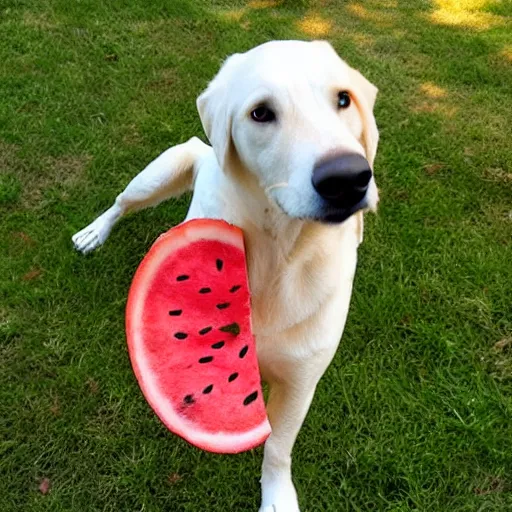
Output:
[{"xmin": 72, "ymin": 40, "xmax": 379, "ymax": 511}]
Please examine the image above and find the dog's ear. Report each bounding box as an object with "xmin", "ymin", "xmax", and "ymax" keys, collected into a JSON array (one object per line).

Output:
[
  {"xmin": 349, "ymin": 68, "xmax": 380, "ymax": 211},
  {"xmin": 196, "ymin": 54, "xmax": 243, "ymax": 171},
  {"xmin": 349, "ymin": 68, "xmax": 379, "ymax": 168}
]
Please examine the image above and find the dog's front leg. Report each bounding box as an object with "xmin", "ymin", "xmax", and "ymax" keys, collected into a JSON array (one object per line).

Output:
[
  {"xmin": 259, "ymin": 356, "xmax": 331, "ymax": 512},
  {"xmin": 72, "ymin": 136, "xmax": 211, "ymax": 253}
]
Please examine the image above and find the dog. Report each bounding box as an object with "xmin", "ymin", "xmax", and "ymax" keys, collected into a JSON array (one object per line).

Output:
[{"xmin": 72, "ymin": 40, "xmax": 379, "ymax": 511}]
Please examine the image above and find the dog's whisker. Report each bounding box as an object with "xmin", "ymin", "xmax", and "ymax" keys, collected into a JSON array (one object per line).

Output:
[{"xmin": 265, "ymin": 182, "xmax": 289, "ymax": 194}]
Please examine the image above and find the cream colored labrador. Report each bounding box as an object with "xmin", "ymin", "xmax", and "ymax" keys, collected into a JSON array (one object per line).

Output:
[{"xmin": 72, "ymin": 40, "xmax": 379, "ymax": 511}]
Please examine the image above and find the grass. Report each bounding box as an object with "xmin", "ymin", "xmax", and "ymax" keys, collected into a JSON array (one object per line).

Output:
[{"xmin": 1, "ymin": 0, "xmax": 511, "ymax": 510}]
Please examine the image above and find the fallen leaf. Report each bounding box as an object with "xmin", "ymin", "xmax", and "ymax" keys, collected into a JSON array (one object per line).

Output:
[
  {"xmin": 22, "ymin": 268, "xmax": 42, "ymax": 281},
  {"xmin": 423, "ymin": 163, "xmax": 445, "ymax": 176},
  {"xmin": 494, "ymin": 338, "xmax": 511, "ymax": 351},
  {"xmin": 50, "ymin": 397, "xmax": 60, "ymax": 416},
  {"xmin": 474, "ymin": 477, "xmax": 504, "ymax": 495},
  {"xmin": 39, "ymin": 478, "xmax": 51, "ymax": 495},
  {"xmin": 87, "ymin": 378, "xmax": 99, "ymax": 394},
  {"xmin": 400, "ymin": 315, "xmax": 412, "ymax": 325},
  {"xmin": 167, "ymin": 473, "xmax": 182, "ymax": 485}
]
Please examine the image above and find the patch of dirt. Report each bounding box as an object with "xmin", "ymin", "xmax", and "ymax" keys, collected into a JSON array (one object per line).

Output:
[
  {"xmin": 2, "ymin": 141, "xmax": 92, "ymax": 207},
  {"xmin": 19, "ymin": 153, "xmax": 92, "ymax": 207},
  {"xmin": 11, "ymin": 232, "xmax": 36, "ymax": 246}
]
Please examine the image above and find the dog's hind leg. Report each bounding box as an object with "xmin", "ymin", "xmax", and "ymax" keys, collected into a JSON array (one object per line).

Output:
[{"xmin": 72, "ymin": 137, "xmax": 211, "ymax": 253}]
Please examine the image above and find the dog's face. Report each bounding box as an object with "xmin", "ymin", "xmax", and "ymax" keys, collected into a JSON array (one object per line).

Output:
[{"xmin": 197, "ymin": 40, "xmax": 379, "ymax": 224}]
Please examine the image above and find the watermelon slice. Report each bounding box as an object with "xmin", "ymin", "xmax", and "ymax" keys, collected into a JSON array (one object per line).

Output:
[{"xmin": 126, "ymin": 219, "xmax": 271, "ymax": 454}]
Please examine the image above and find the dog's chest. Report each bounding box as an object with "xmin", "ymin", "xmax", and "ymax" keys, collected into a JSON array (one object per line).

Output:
[{"xmin": 245, "ymin": 224, "xmax": 357, "ymax": 336}]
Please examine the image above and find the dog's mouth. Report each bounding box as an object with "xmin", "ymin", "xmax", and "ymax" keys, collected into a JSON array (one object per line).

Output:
[
  {"xmin": 310, "ymin": 197, "xmax": 368, "ymax": 224},
  {"xmin": 272, "ymin": 192, "xmax": 367, "ymax": 225}
]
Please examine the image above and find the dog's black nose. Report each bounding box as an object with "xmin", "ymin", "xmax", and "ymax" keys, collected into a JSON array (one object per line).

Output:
[{"xmin": 312, "ymin": 154, "xmax": 372, "ymax": 207}]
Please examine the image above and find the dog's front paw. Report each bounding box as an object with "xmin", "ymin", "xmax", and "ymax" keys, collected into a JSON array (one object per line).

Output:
[
  {"xmin": 259, "ymin": 500, "xmax": 299, "ymax": 512},
  {"xmin": 259, "ymin": 477, "xmax": 300, "ymax": 512},
  {"xmin": 72, "ymin": 214, "xmax": 114, "ymax": 254}
]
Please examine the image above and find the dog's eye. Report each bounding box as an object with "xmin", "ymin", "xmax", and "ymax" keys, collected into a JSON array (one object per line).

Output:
[
  {"xmin": 338, "ymin": 91, "xmax": 351, "ymax": 109},
  {"xmin": 251, "ymin": 106, "xmax": 276, "ymax": 123}
]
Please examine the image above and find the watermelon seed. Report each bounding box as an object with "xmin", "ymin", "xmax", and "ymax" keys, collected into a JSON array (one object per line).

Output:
[
  {"xmin": 199, "ymin": 326, "xmax": 212, "ymax": 335},
  {"xmin": 177, "ymin": 275, "xmax": 190, "ymax": 281},
  {"xmin": 230, "ymin": 285, "xmax": 241, "ymax": 293},
  {"xmin": 220, "ymin": 322, "xmax": 240, "ymax": 335},
  {"xmin": 216, "ymin": 302, "xmax": 230, "ymax": 310},
  {"xmin": 239, "ymin": 345, "xmax": 249, "ymax": 358},
  {"xmin": 216, "ymin": 259, "xmax": 223, "ymax": 271},
  {"xmin": 199, "ymin": 287, "xmax": 211, "ymax": 294},
  {"xmin": 184, "ymin": 394, "xmax": 195, "ymax": 405},
  {"xmin": 169, "ymin": 309, "xmax": 182, "ymax": 316},
  {"xmin": 243, "ymin": 391, "xmax": 258, "ymax": 406},
  {"xmin": 202, "ymin": 384, "xmax": 214, "ymax": 394},
  {"xmin": 199, "ymin": 356, "xmax": 214, "ymax": 364},
  {"xmin": 228, "ymin": 372, "xmax": 239, "ymax": 382},
  {"xmin": 175, "ymin": 332, "xmax": 188, "ymax": 340},
  {"xmin": 211, "ymin": 341, "xmax": 225, "ymax": 349}
]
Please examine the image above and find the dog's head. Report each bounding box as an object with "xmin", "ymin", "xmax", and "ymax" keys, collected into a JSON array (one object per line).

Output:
[{"xmin": 197, "ymin": 40, "xmax": 379, "ymax": 224}]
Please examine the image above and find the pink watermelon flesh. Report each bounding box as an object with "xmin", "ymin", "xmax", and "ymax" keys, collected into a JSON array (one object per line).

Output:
[{"xmin": 126, "ymin": 219, "xmax": 271, "ymax": 454}]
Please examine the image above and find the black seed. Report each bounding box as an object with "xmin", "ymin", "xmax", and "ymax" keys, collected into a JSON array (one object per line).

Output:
[
  {"xmin": 211, "ymin": 341, "xmax": 225, "ymax": 349},
  {"xmin": 216, "ymin": 302, "xmax": 230, "ymax": 310},
  {"xmin": 175, "ymin": 332, "xmax": 187, "ymax": 340},
  {"xmin": 239, "ymin": 345, "xmax": 249, "ymax": 358},
  {"xmin": 199, "ymin": 356, "xmax": 214, "ymax": 364},
  {"xmin": 169, "ymin": 309, "xmax": 182, "ymax": 316},
  {"xmin": 228, "ymin": 372, "xmax": 239, "ymax": 382},
  {"xmin": 199, "ymin": 287, "xmax": 211, "ymax": 294},
  {"xmin": 184, "ymin": 394, "xmax": 195, "ymax": 404},
  {"xmin": 202, "ymin": 384, "xmax": 213, "ymax": 394},
  {"xmin": 216, "ymin": 259, "xmax": 223, "ymax": 271},
  {"xmin": 220, "ymin": 323, "xmax": 240, "ymax": 336},
  {"xmin": 243, "ymin": 391, "xmax": 258, "ymax": 406},
  {"xmin": 230, "ymin": 285, "xmax": 241, "ymax": 293},
  {"xmin": 199, "ymin": 326, "xmax": 212, "ymax": 335},
  {"xmin": 177, "ymin": 275, "xmax": 189, "ymax": 281}
]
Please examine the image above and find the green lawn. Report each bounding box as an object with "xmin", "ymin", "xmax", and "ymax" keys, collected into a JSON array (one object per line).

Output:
[{"xmin": 1, "ymin": 0, "xmax": 511, "ymax": 510}]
